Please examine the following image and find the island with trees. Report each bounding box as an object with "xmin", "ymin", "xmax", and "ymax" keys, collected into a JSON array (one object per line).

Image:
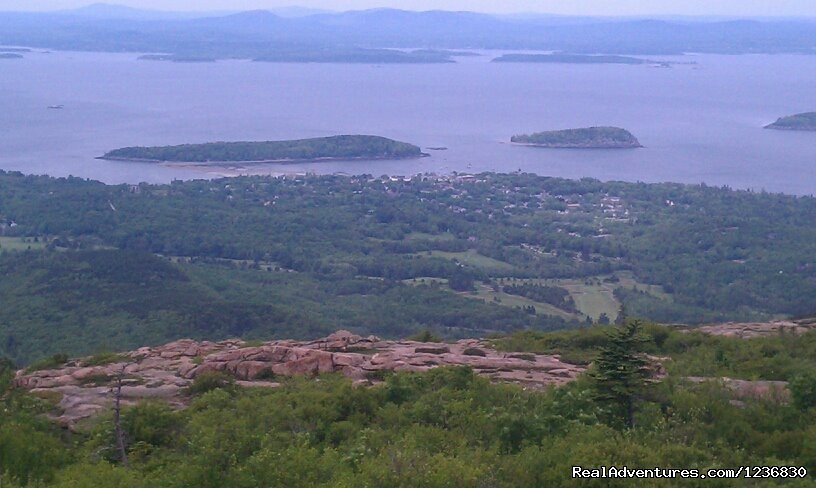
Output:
[
  {"xmin": 493, "ymin": 53, "xmax": 650, "ymax": 64},
  {"xmin": 254, "ymin": 48, "xmax": 455, "ymax": 64},
  {"xmin": 139, "ymin": 48, "xmax": 459, "ymax": 64},
  {"xmin": 138, "ymin": 54, "xmax": 217, "ymax": 63},
  {"xmin": 100, "ymin": 135, "xmax": 428, "ymax": 164},
  {"xmin": 511, "ymin": 127, "xmax": 642, "ymax": 148},
  {"xmin": 765, "ymin": 112, "xmax": 816, "ymax": 131}
]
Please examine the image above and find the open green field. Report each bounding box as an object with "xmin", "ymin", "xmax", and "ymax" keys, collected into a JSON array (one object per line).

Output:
[
  {"xmin": 403, "ymin": 231, "xmax": 456, "ymax": 242},
  {"xmin": 0, "ymin": 236, "xmax": 46, "ymax": 252},
  {"xmin": 495, "ymin": 277, "xmax": 617, "ymax": 321},
  {"xmin": 469, "ymin": 283, "xmax": 580, "ymax": 320},
  {"xmin": 416, "ymin": 250, "xmax": 517, "ymax": 274},
  {"xmin": 556, "ymin": 279, "xmax": 621, "ymax": 321},
  {"xmin": 404, "ymin": 277, "xmax": 581, "ymax": 320},
  {"xmin": 404, "ymin": 272, "xmax": 671, "ymax": 323},
  {"xmin": 403, "ymin": 277, "xmax": 449, "ymax": 286},
  {"xmin": 494, "ymin": 274, "xmax": 670, "ymax": 322},
  {"xmin": 616, "ymin": 271, "xmax": 672, "ymax": 300}
]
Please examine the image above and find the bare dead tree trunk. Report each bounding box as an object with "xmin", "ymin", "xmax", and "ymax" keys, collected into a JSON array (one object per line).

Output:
[{"xmin": 113, "ymin": 367, "xmax": 129, "ymax": 467}]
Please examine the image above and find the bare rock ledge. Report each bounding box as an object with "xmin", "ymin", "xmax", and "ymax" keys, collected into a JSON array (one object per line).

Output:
[{"xmin": 15, "ymin": 330, "xmax": 585, "ymax": 428}]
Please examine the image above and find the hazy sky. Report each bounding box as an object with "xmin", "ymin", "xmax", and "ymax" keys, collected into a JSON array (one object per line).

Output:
[{"xmin": 3, "ymin": 0, "xmax": 816, "ymax": 16}]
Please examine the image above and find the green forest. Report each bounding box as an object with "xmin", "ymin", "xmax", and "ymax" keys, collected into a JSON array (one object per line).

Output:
[
  {"xmin": 2, "ymin": 170, "xmax": 816, "ymax": 362},
  {"xmin": 101, "ymin": 135, "xmax": 425, "ymax": 163},
  {"xmin": 2, "ymin": 322, "xmax": 815, "ymax": 486},
  {"xmin": 0, "ymin": 249, "xmax": 554, "ymax": 365}
]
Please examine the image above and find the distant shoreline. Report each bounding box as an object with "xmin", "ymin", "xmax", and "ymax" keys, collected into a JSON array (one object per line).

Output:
[{"xmin": 764, "ymin": 126, "xmax": 816, "ymax": 132}]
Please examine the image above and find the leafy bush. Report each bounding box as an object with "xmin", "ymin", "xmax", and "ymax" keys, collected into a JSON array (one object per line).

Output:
[
  {"xmin": 187, "ymin": 371, "xmax": 235, "ymax": 395},
  {"xmin": 84, "ymin": 352, "xmax": 128, "ymax": 367},
  {"xmin": 123, "ymin": 402, "xmax": 180, "ymax": 448},
  {"xmin": 25, "ymin": 353, "xmax": 69, "ymax": 373},
  {"xmin": 408, "ymin": 329, "xmax": 443, "ymax": 343},
  {"xmin": 790, "ymin": 371, "xmax": 816, "ymax": 411}
]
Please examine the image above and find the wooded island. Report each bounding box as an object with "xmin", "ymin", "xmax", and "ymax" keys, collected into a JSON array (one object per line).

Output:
[
  {"xmin": 101, "ymin": 135, "xmax": 428, "ymax": 163},
  {"xmin": 765, "ymin": 112, "xmax": 816, "ymax": 131},
  {"xmin": 511, "ymin": 127, "xmax": 642, "ymax": 148}
]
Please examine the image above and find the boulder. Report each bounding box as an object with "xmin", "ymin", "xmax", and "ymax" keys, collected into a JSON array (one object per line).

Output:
[{"xmin": 462, "ymin": 347, "xmax": 487, "ymax": 357}]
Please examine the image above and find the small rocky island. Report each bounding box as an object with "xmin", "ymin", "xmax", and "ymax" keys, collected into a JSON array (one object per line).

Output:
[
  {"xmin": 765, "ymin": 112, "xmax": 816, "ymax": 131},
  {"xmin": 511, "ymin": 127, "xmax": 642, "ymax": 149},
  {"xmin": 101, "ymin": 135, "xmax": 428, "ymax": 164},
  {"xmin": 0, "ymin": 53, "xmax": 23, "ymax": 59}
]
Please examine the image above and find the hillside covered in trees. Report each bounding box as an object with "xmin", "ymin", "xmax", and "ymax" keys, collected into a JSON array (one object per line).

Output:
[{"xmin": 2, "ymin": 170, "xmax": 816, "ymax": 363}]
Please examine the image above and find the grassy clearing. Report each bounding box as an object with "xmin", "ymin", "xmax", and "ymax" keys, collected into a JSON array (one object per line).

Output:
[
  {"xmin": 417, "ymin": 250, "xmax": 517, "ymax": 274},
  {"xmin": 0, "ymin": 236, "xmax": 46, "ymax": 252},
  {"xmin": 403, "ymin": 232, "xmax": 456, "ymax": 242},
  {"xmin": 403, "ymin": 277, "xmax": 449, "ymax": 286},
  {"xmin": 404, "ymin": 272, "xmax": 670, "ymax": 323},
  {"xmin": 616, "ymin": 271, "xmax": 672, "ymax": 300},
  {"xmin": 494, "ymin": 274, "xmax": 669, "ymax": 322},
  {"xmin": 404, "ymin": 278, "xmax": 581, "ymax": 320},
  {"xmin": 493, "ymin": 277, "xmax": 619, "ymax": 321},
  {"xmin": 557, "ymin": 279, "xmax": 621, "ymax": 321},
  {"xmin": 469, "ymin": 283, "xmax": 579, "ymax": 320}
]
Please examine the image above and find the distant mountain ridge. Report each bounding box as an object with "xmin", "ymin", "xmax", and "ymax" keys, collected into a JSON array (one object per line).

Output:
[
  {"xmin": 53, "ymin": 3, "xmax": 237, "ymax": 20},
  {"xmin": 2, "ymin": 5, "xmax": 816, "ymax": 57},
  {"xmin": 44, "ymin": 3, "xmax": 329, "ymax": 20}
]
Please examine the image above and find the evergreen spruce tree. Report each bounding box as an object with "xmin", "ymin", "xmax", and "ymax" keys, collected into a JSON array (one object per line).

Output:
[
  {"xmin": 590, "ymin": 319, "xmax": 651, "ymax": 429},
  {"xmin": 614, "ymin": 303, "xmax": 628, "ymax": 325}
]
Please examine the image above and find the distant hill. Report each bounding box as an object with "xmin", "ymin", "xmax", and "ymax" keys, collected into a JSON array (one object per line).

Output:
[
  {"xmin": 55, "ymin": 3, "xmax": 232, "ymax": 20},
  {"xmin": 56, "ymin": 5, "xmax": 332, "ymax": 21},
  {"xmin": 765, "ymin": 112, "xmax": 816, "ymax": 131},
  {"xmin": 269, "ymin": 6, "xmax": 334, "ymax": 18}
]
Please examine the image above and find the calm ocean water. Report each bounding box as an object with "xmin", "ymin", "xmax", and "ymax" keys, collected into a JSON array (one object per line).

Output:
[{"xmin": 1, "ymin": 50, "xmax": 815, "ymax": 194}]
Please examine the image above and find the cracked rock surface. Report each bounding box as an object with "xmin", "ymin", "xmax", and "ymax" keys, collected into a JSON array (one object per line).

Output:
[
  {"xmin": 692, "ymin": 318, "xmax": 816, "ymax": 339},
  {"xmin": 15, "ymin": 330, "xmax": 585, "ymax": 428}
]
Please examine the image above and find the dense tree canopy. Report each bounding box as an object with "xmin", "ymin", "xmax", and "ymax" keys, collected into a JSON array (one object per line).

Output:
[{"xmin": 3, "ymin": 170, "xmax": 816, "ymax": 363}]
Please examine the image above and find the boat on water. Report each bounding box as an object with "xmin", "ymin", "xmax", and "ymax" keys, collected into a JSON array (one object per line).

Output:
[{"xmin": 47, "ymin": 105, "xmax": 64, "ymax": 109}]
